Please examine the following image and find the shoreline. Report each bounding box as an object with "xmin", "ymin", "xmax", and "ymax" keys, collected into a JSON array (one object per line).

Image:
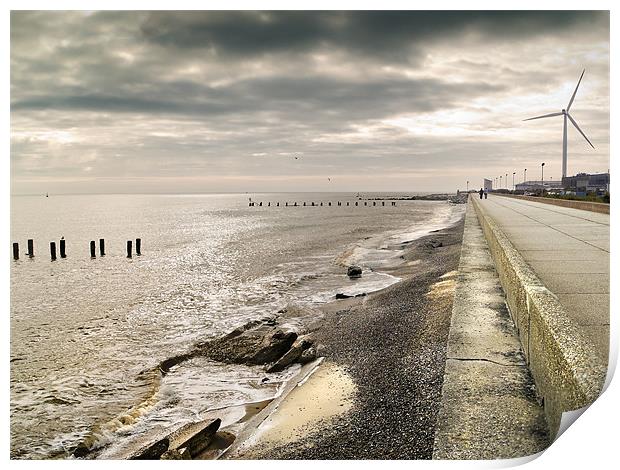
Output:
[
  {"xmin": 69, "ymin": 211, "xmax": 466, "ymax": 460},
  {"xmin": 223, "ymin": 216, "xmax": 466, "ymax": 459}
]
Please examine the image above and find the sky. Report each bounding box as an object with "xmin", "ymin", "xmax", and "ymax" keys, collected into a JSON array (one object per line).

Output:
[{"xmin": 10, "ymin": 10, "xmax": 610, "ymax": 194}]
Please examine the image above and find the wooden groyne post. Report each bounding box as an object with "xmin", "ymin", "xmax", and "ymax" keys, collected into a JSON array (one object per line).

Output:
[
  {"xmin": 127, "ymin": 240, "xmax": 133, "ymax": 258},
  {"xmin": 136, "ymin": 238, "xmax": 141, "ymax": 256},
  {"xmin": 99, "ymin": 239, "xmax": 105, "ymax": 256},
  {"xmin": 50, "ymin": 242, "xmax": 57, "ymax": 261},
  {"xmin": 27, "ymin": 239, "xmax": 34, "ymax": 258},
  {"xmin": 60, "ymin": 239, "xmax": 66, "ymax": 258},
  {"xmin": 90, "ymin": 241, "xmax": 96, "ymax": 258},
  {"xmin": 13, "ymin": 243, "xmax": 19, "ymax": 260}
]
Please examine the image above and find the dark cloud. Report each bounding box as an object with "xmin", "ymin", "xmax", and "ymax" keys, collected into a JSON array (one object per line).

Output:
[
  {"xmin": 11, "ymin": 76, "xmax": 505, "ymax": 125},
  {"xmin": 139, "ymin": 11, "xmax": 608, "ymax": 60}
]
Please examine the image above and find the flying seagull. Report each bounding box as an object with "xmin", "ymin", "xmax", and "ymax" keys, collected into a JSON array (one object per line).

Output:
[{"xmin": 523, "ymin": 69, "xmax": 594, "ymax": 178}]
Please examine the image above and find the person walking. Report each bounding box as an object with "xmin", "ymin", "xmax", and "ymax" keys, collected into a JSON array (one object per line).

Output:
[
  {"xmin": 479, "ymin": 188, "xmax": 484, "ymax": 199},
  {"xmin": 484, "ymin": 188, "xmax": 488, "ymax": 199}
]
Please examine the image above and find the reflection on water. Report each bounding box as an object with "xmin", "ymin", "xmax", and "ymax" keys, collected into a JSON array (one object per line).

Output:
[{"xmin": 10, "ymin": 192, "xmax": 463, "ymax": 459}]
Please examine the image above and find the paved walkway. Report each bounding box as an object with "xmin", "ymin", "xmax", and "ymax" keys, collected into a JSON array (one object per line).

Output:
[{"xmin": 476, "ymin": 195, "xmax": 609, "ymax": 363}]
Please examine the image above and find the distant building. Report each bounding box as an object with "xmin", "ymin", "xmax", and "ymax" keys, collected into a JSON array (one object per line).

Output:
[
  {"xmin": 483, "ymin": 178, "xmax": 493, "ymax": 191},
  {"xmin": 515, "ymin": 180, "xmax": 563, "ymax": 192},
  {"xmin": 562, "ymin": 172, "xmax": 609, "ymax": 193}
]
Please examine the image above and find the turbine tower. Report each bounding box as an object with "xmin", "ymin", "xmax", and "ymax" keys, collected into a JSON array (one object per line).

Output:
[{"xmin": 524, "ymin": 69, "xmax": 595, "ymax": 179}]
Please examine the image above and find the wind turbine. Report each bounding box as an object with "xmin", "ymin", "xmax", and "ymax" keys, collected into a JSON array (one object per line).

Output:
[{"xmin": 523, "ymin": 69, "xmax": 594, "ymax": 179}]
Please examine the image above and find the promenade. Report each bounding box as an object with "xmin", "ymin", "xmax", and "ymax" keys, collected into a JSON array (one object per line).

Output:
[
  {"xmin": 434, "ymin": 195, "xmax": 609, "ymax": 457},
  {"xmin": 476, "ymin": 195, "xmax": 609, "ymax": 363}
]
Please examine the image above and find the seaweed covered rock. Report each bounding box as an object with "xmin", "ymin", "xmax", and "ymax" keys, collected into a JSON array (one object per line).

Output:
[{"xmin": 197, "ymin": 326, "xmax": 298, "ymax": 366}]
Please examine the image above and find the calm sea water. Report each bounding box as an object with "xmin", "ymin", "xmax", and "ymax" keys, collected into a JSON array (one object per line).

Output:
[{"xmin": 10, "ymin": 192, "xmax": 464, "ymax": 459}]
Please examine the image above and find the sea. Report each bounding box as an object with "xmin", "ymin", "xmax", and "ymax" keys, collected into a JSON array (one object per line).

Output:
[{"xmin": 9, "ymin": 192, "xmax": 464, "ymax": 459}]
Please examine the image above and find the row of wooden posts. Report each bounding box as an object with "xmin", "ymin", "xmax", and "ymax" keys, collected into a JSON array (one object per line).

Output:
[
  {"xmin": 12, "ymin": 238, "xmax": 142, "ymax": 261},
  {"xmin": 248, "ymin": 201, "xmax": 397, "ymax": 207}
]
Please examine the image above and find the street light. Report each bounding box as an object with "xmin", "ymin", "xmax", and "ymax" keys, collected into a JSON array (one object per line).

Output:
[
  {"xmin": 541, "ymin": 163, "xmax": 545, "ymax": 194},
  {"xmin": 500, "ymin": 175, "xmax": 502, "ymax": 189},
  {"xmin": 512, "ymin": 172, "xmax": 516, "ymax": 191},
  {"xmin": 467, "ymin": 180, "xmax": 469, "ymax": 192},
  {"xmin": 524, "ymin": 168, "xmax": 527, "ymax": 183},
  {"xmin": 505, "ymin": 173, "xmax": 508, "ymax": 189}
]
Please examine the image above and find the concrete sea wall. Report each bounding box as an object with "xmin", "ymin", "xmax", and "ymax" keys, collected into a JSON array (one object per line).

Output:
[{"xmin": 470, "ymin": 196, "xmax": 606, "ymax": 437}]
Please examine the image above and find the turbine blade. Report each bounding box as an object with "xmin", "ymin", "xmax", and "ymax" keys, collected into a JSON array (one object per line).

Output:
[
  {"xmin": 567, "ymin": 113, "xmax": 595, "ymax": 149},
  {"xmin": 523, "ymin": 112, "xmax": 563, "ymax": 121},
  {"xmin": 566, "ymin": 69, "xmax": 585, "ymax": 112}
]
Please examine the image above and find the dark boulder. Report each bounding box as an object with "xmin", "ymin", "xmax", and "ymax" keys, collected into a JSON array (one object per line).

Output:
[
  {"xmin": 347, "ymin": 266, "xmax": 362, "ymax": 278},
  {"xmin": 250, "ymin": 330, "xmax": 298, "ymax": 365},
  {"xmin": 199, "ymin": 328, "xmax": 298, "ymax": 366},
  {"xmin": 266, "ymin": 335, "xmax": 313, "ymax": 372},
  {"xmin": 336, "ymin": 292, "xmax": 367, "ymax": 299}
]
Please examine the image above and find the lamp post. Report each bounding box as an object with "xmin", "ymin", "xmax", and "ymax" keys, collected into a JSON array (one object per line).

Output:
[
  {"xmin": 512, "ymin": 172, "xmax": 516, "ymax": 191},
  {"xmin": 467, "ymin": 180, "xmax": 469, "ymax": 192},
  {"xmin": 524, "ymin": 168, "xmax": 527, "ymax": 183},
  {"xmin": 505, "ymin": 173, "xmax": 508, "ymax": 189},
  {"xmin": 500, "ymin": 175, "xmax": 502, "ymax": 189},
  {"xmin": 541, "ymin": 163, "xmax": 545, "ymax": 194}
]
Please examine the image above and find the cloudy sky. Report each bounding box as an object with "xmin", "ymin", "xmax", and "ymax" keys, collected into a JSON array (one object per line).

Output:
[{"xmin": 10, "ymin": 10, "xmax": 609, "ymax": 194}]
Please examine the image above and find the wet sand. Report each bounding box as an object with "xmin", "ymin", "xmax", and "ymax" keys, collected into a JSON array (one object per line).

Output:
[
  {"xmin": 228, "ymin": 217, "xmax": 465, "ymax": 459},
  {"xmin": 237, "ymin": 363, "xmax": 356, "ymax": 456}
]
